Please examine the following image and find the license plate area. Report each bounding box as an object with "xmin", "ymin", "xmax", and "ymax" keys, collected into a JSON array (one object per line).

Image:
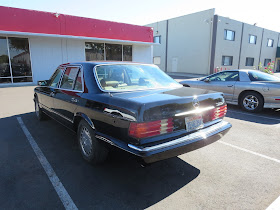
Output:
[{"xmin": 185, "ymin": 115, "xmax": 203, "ymax": 133}]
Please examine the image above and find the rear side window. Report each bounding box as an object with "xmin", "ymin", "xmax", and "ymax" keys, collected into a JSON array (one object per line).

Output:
[
  {"xmin": 49, "ymin": 68, "xmax": 64, "ymax": 87},
  {"xmin": 60, "ymin": 67, "xmax": 80, "ymax": 90},
  {"xmin": 248, "ymin": 71, "xmax": 280, "ymax": 81}
]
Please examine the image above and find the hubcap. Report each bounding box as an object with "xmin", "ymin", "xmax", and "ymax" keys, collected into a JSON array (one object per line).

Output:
[
  {"xmin": 80, "ymin": 126, "xmax": 93, "ymax": 157},
  {"xmin": 243, "ymin": 95, "xmax": 259, "ymax": 110}
]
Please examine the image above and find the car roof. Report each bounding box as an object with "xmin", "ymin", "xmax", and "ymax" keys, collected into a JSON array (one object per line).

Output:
[{"xmin": 60, "ymin": 61, "xmax": 150, "ymax": 66}]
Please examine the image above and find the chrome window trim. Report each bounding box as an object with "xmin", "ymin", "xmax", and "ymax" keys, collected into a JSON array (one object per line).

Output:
[
  {"xmin": 48, "ymin": 64, "xmax": 84, "ymax": 93},
  {"xmin": 92, "ymin": 63, "xmax": 181, "ymax": 93}
]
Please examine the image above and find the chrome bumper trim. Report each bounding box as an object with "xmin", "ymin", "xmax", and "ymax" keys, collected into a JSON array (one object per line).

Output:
[{"xmin": 128, "ymin": 121, "xmax": 231, "ymax": 153}]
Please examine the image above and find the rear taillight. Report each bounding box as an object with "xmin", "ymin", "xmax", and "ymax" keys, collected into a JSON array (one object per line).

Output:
[
  {"xmin": 210, "ymin": 105, "xmax": 227, "ymax": 121},
  {"xmin": 129, "ymin": 118, "xmax": 174, "ymax": 139}
]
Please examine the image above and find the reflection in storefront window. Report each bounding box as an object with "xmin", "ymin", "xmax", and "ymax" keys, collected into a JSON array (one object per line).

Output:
[
  {"xmin": 8, "ymin": 37, "xmax": 32, "ymax": 78},
  {"xmin": 105, "ymin": 44, "xmax": 122, "ymax": 61},
  {"xmin": 85, "ymin": 42, "xmax": 104, "ymax": 61},
  {"xmin": 0, "ymin": 37, "xmax": 11, "ymax": 83},
  {"xmin": 123, "ymin": 45, "xmax": 132, "ymax": 61},
  {"xmin": 0, "ymin": 36, "xmax": 32, "ymax": 84}
]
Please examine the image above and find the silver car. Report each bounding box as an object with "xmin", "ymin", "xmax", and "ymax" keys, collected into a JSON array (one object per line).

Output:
[{"xmin": 180, "ymin": 69, "xmax": 280, "ymax": 112}]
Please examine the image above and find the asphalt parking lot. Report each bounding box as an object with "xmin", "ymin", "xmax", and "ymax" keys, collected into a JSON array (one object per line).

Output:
[{"xmin": 1, "ymin": 85, "xmax": 280, "ymax": 209}]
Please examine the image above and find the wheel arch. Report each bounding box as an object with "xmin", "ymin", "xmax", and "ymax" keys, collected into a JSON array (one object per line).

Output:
[
  {"xmin": 238, "ymin": 90, "xmax": 264, "ymax": 105},
  {"xmin": 73, "ymin": 112, "xmax": 95, "ymax": 132}
]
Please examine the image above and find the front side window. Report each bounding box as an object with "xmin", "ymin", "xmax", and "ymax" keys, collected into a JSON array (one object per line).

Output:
[
  {"xmin": 49, "ymin": 68, "xmax": 64, "ymax": 88},
  {"xmin": 267, "ymin": 39, "xmax": 274, "ymax": 47},
  {"xmin": 224, "ymin": 30, "xmax": 235, "ymax": 41},
  {"xmin": 222, "ymin": 56, "xmax": 233, "ymax": 66},
  {"xmin": 246, "ymin": 57, "xmax": 254, "ymax": 66},
  {"xmin": 248, "ymin": 71, "xmax": 280, "ymax": 81},
  {"xmin": 60, "ymin": 67, "xmax": 80, "ymax": 90},
  {"xmin": 264, "ymin": 59, "xmax": 271, "ymax": 66},
  {"xmin": 207, "ymin": 71, "xmax": 239, "ymax": 82},
  {"xmin": 95, "ymin": 64, "xmax": 181, "ymax": 91},
  {"xmin": 249, "ymin": 35, "xmax": 257, "ymax": 44}
]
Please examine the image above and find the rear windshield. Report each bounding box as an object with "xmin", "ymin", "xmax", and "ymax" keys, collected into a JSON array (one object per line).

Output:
[
  {"xmin": 248, "ymin": 71, "xmax": 280, "ymax": 81},
  {"xmin": 95, "ymin": 64, "xmax": 181, "ymax": 91}
]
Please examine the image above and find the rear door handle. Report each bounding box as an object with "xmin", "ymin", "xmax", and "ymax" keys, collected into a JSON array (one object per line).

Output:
[{"xmin": 71, "ymin": 98, "xmax": 78, "ymax": 103}]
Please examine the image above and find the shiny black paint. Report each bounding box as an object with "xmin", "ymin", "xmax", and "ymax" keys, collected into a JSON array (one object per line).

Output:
[{"xmin": 34, "ymin": 62, "xmax": 229, "ymax": 161}]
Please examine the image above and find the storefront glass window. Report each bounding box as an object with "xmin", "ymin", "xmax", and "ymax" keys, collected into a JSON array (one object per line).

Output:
[
  {"xmin": 85, "ymin": 42, "xmax": 104, "ymax": 61},
  {"xmin": 105, "ymin": 44, "xmax": 122, "ymax": 61},
  {"xmin": 0, "ymin": 36, "xmax": 32, "ymax": 84},
  {"xmin": 123, "ymin": 45, "xmax": 132, "ymax": 61}
]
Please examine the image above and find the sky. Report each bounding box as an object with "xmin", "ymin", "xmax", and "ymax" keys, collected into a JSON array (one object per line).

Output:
[{"xmin": 0, "ymin": 0, "xmax": 280, "ymax": 32}]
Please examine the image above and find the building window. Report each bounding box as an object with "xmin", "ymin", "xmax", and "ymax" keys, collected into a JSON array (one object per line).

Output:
[
  {"xmin": 123, "ymin": 45, "xmax": 132, "ymax": 61},
  {"xmin": 267, "ymin": 39, "xmax": 274, "ymax": 47},
  {"xmin": 264, "ymin": 59, "xmax": 271, "ymax": 66},
  {"xmin": 249, "ymin": 35, "xmax": 257, "ymax": 44},
  {"xmin": 222, "ymin": 56, "xmax": 233, "ymax": 66},
  {"xmin": 153, "ymin": 36, "xmax": 161, "ymax": 44},
  {"xmin": 0, "ymin": 36, "xmax": 32, "ymax": 84},
  {"xmin": 224, "ymin": 30, "xmax": 235, "ymax": 41},
  {"xmin": 85, "ymin": 42, "xmax": 104, "ymax": 61},
  {"xmin": 245, "ymin": 57, "xmax": 254, "ymax": 66},
  {"xmin": 85, "ymin": 42, "xmax": 132, "ymax": 62},
  {"xmin": 153, "ymin": 57, "xmax": 161, "ymax": 65},
  {"xmin": 105, "ymin": 44, "xmax": 122, "ymax": 61}
]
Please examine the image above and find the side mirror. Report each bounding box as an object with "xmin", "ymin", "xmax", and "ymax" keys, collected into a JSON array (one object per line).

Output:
[
  {"xmin": 204, "ymin": 78, "xmax": 210, "ymax": 82},
  {"xmin": 37, "ymin": 80, "xmax": 48, "ymax": 86}
]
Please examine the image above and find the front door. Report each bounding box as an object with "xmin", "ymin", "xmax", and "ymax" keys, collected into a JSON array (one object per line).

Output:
[{"xmin": 197, "ymin": 71, "xmax": 239, "ymax": 102}]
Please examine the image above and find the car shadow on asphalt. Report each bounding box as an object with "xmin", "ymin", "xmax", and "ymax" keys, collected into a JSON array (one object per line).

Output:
[
  {"xmin": 226, "ymin": 105, "xmax": 280, "ymax": 125},
  {"xmin": 2, "ymin": 112, "xmax": 201, "ymax": 209}
]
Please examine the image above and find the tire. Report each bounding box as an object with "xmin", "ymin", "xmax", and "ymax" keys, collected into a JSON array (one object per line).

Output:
[
  {"xmin": 77, "ymin": 119, "xmax": 108, "ymax": 165},
  {"xmin": 240, "ymin": 91, "xmax": 264, "ymax": 112},
  {"xmin": 34, "ymin": 99, "xmax": 47, "ymax": 121}
]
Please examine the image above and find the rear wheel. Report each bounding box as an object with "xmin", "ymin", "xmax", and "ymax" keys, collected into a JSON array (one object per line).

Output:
[
  {"xmin": 34, "ymin": 99, "xmax": 47, "ymax": 121},
  {"xmin": 240, "ymin": 91, "xmax": 264, "ymax": 112},
  {"xmin": 77, "ymin": 120, "xmax": 108, "ymax": 165}
]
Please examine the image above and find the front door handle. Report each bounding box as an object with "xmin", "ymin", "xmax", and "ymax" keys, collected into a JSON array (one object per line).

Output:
[
  {"xmin": 50, "ymin": 92, "xmax": 55, "ymax": 97},
  {"xmin": 71, "ymin": 98, "xmax": 78, "ymax": 103},
  {"xmin": 227, "ymin": 85, "xmax": 233, "ymax": 87}
]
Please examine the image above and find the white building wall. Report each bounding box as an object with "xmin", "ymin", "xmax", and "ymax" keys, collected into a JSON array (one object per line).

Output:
[
  {"xmin": 214, "ymin": 16, "xmax": 243, "ymax": 70},
  {"xmin": 29, "ymin": 37, "xmax": 85, "ymax": 82},
  {"xmin": 167, "ymin": 9, "xmax": 214, "ymax": 75},
  {"xmin": 146, "ymin": 21, "xmax": 167, "ymax": 71},
  {"xmin": 259, "ymin": 29, "xmax": 279, "ymax": 67},
  {"xmin": 239, "ymin": 24, "xmax": 263, "ymax": 69},
  {"xmin": 132, "ymin": 45, "xmax": 153, "ymax": 64}
]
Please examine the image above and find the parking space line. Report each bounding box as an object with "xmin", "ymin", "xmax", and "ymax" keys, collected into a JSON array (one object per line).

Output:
[
  {"xmin": 17, "ymin": 117, "xmax": 78, "ymax": 210},
  {"xmin": 227, "ymin": 110, "xmax": 280, "ymax": 122},
  {"xmin": 218, "ymin": 141, "xmax": 280, "ymax": 164},
  {"xmin": 267, "ymin": 195, "xmax": 280, "ymax": 210}
]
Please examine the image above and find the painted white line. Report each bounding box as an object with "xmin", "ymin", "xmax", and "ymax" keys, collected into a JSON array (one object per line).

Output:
[
  {"xmin": 227, "ymin": 110, "xmax": 280, "ymax": 122},
  {"xmin": 219, "ymin": 141, "xmax": 280, "ymax": 164},
  {"xmin": 267, "ymin": 196, "xmax": 280, "ymax": 210},
  {"xmin": 17, "ymin": 117, "xmax": 78, "ymax": 210}
]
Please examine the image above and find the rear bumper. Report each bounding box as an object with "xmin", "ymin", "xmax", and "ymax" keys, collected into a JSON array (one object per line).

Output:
[{"xmin": 96, "ymin": 120, "xmax": 231, "ymax": 163}]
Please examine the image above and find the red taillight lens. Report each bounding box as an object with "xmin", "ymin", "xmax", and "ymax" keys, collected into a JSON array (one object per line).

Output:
[
  {"xmin": 129, "ymin": 118, "xmax": 174, "ymax": 139},
  {"xmin": 210, "ymin": 105, "xmax": 227, "ymax": 121}
]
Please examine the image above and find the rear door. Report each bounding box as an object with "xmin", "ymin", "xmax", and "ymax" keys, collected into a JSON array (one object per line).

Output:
[
  {"xmin": 197, "ymin": 71, "xmax": 239, "ymax": 101},
  {"xmin": 52, "ymin": 65, "xmax": 83, "ymax": 125}
]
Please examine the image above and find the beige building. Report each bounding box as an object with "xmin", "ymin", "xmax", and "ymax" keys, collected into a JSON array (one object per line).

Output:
[{"xmin": 147, "ymin": 9, "xmax": 280, "ymax": 75}]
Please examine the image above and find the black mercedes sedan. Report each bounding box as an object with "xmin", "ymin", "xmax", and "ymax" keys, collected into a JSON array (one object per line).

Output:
[{"xmin": 34, "ymin": 62, "xmax": 231, "ymax": 164}]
